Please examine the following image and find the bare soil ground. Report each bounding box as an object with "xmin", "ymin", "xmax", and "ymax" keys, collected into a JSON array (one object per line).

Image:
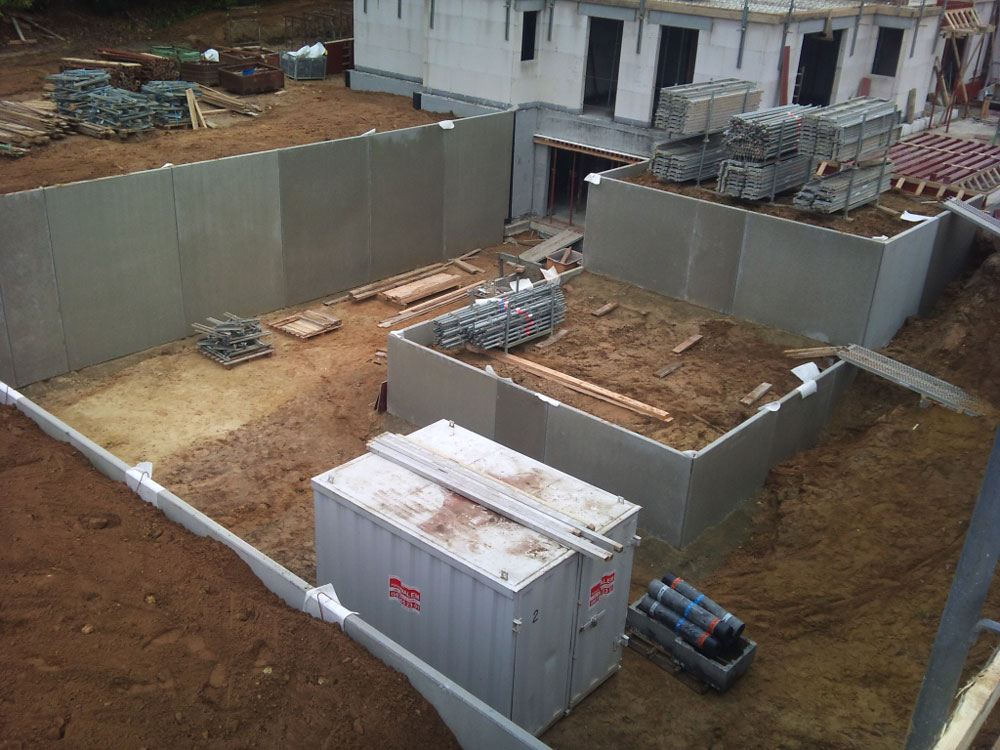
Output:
[
  {"xmin": 627, "ymin": 172, "xmax": 941, "ymax": 238},
  {"xmin": 0, "ymin": 1, "xmax": 447, "ymax": 195},
  {"xmin": 455, "ymin": 271, "xmax": 819, "ymax": 451},
  {"xmin": 0, "ymin": 406, "xmax": 458, "ymax": 749}
]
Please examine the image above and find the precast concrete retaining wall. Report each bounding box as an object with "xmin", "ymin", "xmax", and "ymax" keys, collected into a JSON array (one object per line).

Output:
[
  {"xmin": 0, "ymin": 112, "xmax": 514, "ymax": 388},
  {"xmin": 584, "ymin": 173, "xmax": 976, "ymax": 347},
  {"xmin": 387, "ymin": 322, "xmax": 855, "ymax": 546},
  {"xmin": 0, "ymin": 382, "xmax": 546, "ymax": 750}
]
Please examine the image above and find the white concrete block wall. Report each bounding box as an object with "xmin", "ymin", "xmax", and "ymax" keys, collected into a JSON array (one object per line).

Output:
[
  {"xmin": 354, "ymin": 0, "xmax": 426, "ymax": 80},
  {"xmin": 613, "ymin": 18, "xmax": 660, "ymax": 123},
  {"xmin": 425, "ymin": 0, "xmax": 514, "ymax": 103},
  {"xmin": 513, "ymin": 3, "xmax": 589, "ymax": 109}
]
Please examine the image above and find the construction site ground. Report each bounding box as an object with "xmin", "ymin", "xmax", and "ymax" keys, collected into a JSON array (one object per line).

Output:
[
  {"xmin": 454, "ymin": 270, "xmax": 818, "ymax": 452},
  {"xmin": 0, "ymin": 1, "xmax": 447, "ymax": 195},
  {"xmin": 19, "ymin": 227, "xmax": 1000, "ymax": 747},
  {"xmin": 0, "ymin": 405, "xmax": 459, "ymax": 749},
  {"xmin": 627, "ymin": 172, "xmax": 943, "ymax": 238}
]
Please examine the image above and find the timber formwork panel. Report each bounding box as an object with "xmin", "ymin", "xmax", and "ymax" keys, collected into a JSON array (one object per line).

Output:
[
  {"xmin": 370, "ymin": 127, "xmax": 445, "ymax": 280},
  {"xmin": 732, "ymin": 213, "xmax": 883, "ymax": 344},
  {"xmin": 46, "ymin": 170, "xmax": 188, "ymax": 371},
  {"xmin": 443, "ymin": 113, "xmax": 515, "ymax": 256},
  {"xmin": 173, "ymin": 152, "xmax": 286, "ymax": 326},
  {"xmin": 0, "ymin": 190, "xmax": 69, "ymax": 385},
  {"xmin": 278, "ymin": 137, "xmax": 372, "ymax": 305}
]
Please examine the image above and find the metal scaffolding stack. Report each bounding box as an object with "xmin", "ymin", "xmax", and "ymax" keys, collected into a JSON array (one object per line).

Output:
[
  {"xmin": 47, "ymin": 69, "xmax": 111, "ymax": 119},
  {"xmin": 86, "ymin": 88, "xmax": 155, "ymax": 132},
  {"xmin": 141, "ymin": 81, "xmax": 200, "ymax": 127},
  {"xmin": 433, "ymin": 283, "xmax": 567, "ymax": 352},
  {"xmin": 793, "ymin": 162, "xmax": 894, "ymax": 213},
  {"xmin": 193, "ymin": 314, "xmax": 274, "ymax": 368},
  {"xmin": 717, "ymin": 154, "xmax": 810, "ymax": 200},
  {"xmin": 798, "ymin": 98, "xmax": 901, "ymax": 162},
  {"xmin": 653, "ymin": 79, "xmax": 762, "ymax": 137},
  {"xmin": 651, "ymin": 135, "xmax": 726, "ymax": 182},
  {"xmin": 722, "ymin": 105, "xmax": 818, "ymax": 162}
]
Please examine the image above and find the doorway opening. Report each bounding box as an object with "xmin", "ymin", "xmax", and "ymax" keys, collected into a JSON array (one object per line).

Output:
[
  {"xmin": 546, "ymin": 148, "xmax": 618, "ymax": 225},
  {"xmin": 584, "ymin": 17, "xmax": 624, "ymax": 113},
  {"xmin": 652, "ymin": 25, "xmax": 698, "ymax": 118},
  {"xmin": 795, "ymin": 29, "xmax": 843, "ymax": 106}
]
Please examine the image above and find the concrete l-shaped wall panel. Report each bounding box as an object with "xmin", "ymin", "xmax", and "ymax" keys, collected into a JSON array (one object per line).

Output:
[
  {"xmin": 584, "ymin": 171, "xmax": 975, "ymax": 348},
  {"xmin": 0, "ymin": 111, "xmax": 515, "ymax": 388},
  {"xmin": 387, "ymin": 322, "xmax": 852, "ymax": 547}
]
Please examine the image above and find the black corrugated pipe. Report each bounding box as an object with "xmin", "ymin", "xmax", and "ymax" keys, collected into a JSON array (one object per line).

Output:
[
  {"xmin": 661, "ymin": 573, "xmax": 746, "ymax": 639},
  {"xmin": 647, "ymin": 580, "xmax": 738, "ymax": 644},
  {"xmin": 638, "ymin": 595, "xmax": 722, "ymax": 659}
]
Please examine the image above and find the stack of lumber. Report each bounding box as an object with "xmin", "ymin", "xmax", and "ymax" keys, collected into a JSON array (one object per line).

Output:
[
  {"xmin": 141, "ymin": 81, "xmax": 200, "ymax": 127},
  {"xmin": 722, "ymin": 105, "xmax": 817, "ymax": 162},
  {"xmin": 799, "ymin": 98, "xmax": 901, "ymax": 162},
  {"xmin": 60, "ymin": 58, "xmax": 141, "ymax": 91},
  {"xmin": 379, "ymin": 272, "xmax": 463, "ymax": 306},
  {"xmin": 0, "ymin": 99, "xmax": 72, "ymax": 153},
  {"xmin": 269, "ymin": 309, "xmax": 342, "ymax": 339},
  {"xmin": 96, "ymin": 48, "xmax": 178, "ymax": 83},
  {"xmin": 793, "ymin": 162, "xmax": 893, "ymax": 213},
  {"xmin": 198, "ymin": 85, "xmax": 261, "ymax": 116},
  {"xmin": 717, "ymin": 154, "xmax": 810, "ymax": 200},
  {"xmin": 651, "ymin": 135, "xmax": 725, "ymax": 183},
  {"xmin": 654, "ymin": 79, "xmax": 762, "ymax": 137},
  {"xmin": 193, "ymin": 314, "xmax": 273, "ymax": 368},
  {"xmin": 348, "ymin": 262, "xmax": 452, "ymax": 301}
]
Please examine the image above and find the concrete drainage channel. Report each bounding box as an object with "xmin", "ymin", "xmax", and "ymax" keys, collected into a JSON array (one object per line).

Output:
[{"xmin": 0, "ymin": 382, "xmax": 548, "ymax": 750}]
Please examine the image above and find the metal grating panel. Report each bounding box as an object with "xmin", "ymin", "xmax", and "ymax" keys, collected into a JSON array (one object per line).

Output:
[
  {"xmin": 838, "ymin": 344, "xmax": 988, "ymax": 416},
  {"xmin": 943, "ymin": 197, "xmax": 1000, "ymax": 240}
]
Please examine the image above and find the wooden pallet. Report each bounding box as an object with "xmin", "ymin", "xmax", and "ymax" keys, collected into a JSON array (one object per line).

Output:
[
  {"xmin": 269, "ymin": 309, "xmax": 341, "ymax": 339},
  {"xmin": 198, "ymin": 345, "xmax": 274, "ymax": 369}
]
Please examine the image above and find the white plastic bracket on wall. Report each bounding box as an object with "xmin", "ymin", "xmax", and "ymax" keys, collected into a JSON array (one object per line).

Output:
[
  {"xmin": 791, "ymin": 362, "xmax": 821, "ymax": 399},
  {"xmin": 303, "ymin": 583, "xmax": 357, "ymax": 629},
  {"xmin": 125, "ymin": 462, "xmax": 165, "ymax": 506}
]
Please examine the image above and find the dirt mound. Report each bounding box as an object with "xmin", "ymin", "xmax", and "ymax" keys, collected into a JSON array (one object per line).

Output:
[{"xmin": 0, "ymin": 406, "xmax": 459, "ymax": 749}]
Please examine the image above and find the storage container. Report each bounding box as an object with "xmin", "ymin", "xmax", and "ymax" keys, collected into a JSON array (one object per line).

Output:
[
  {"xmin": 312, "ymin": 420, "xmax": 641, "ymax": 735},
  {"xmin": 217, "ymin": 64, "xmax": 284, "ymax": 95},
  {"xmin": 280, "ymin": 51, "xmax": 327, "ymax": 81}
]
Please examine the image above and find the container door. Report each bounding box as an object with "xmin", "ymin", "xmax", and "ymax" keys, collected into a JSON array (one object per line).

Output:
[{"xmin": 568, "ymin": 521, "xmax": 637, "ymax": 706}]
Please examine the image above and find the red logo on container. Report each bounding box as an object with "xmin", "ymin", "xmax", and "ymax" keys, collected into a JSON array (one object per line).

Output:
[
  {"xmin": 388, "ymin": 576, "xmax": 421, "ymax": 612},
  {"xmin": 589, "ymin": 572, "xmax": 615, "ymax": 607}
]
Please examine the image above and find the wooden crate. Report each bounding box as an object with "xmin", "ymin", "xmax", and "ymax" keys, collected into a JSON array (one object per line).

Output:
[{"xmin": 218, "ymin": 64, "xmax": 284, "ymax": 95}]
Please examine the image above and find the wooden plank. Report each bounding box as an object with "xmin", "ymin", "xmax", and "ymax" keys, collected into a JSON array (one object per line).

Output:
[
  {"xmin": 534, "ymin": 328, "xmax": 571, "ymax": 349},
  {"xmin": 519, "ymin": 229, "xmax": 584, "ymax": 263},
  {"xmin": 740, "ymin": 382, "xmax": 773, "ymax": 406},
  {"xmin": 452, "ymin": 258, "xmax": 483, "ymax": 274},
  {"xmin": 654, "ymin": 362, "xmax": 684, "ymax": 378},
  {"xmin": 269, "ymin": 309, "xmax": 341, "ymax": 339},
  {"xmin": 323, "ymin": 294, "xmax": 349, "ymax": 306},
  {"xmin": 348, "ymin": 262, "xmax": 449, "ymax": 301},
  {"xmin": 591, "ymin": 302, "xmax": 619, "ymax": 317},
  {"xmin": 186, "ymin": 89, "xmax": 200, "ymax": 130},
  {"xmin": 932, "ymin": 647, "xmax": 1000, "ymax": 750},
  {"xmin": 368, "ymin": 433, "xmax": 620, "ymax": 559},
  {"xmin": 456, "ymin": 248, "xmax": 481, "ymax": 260},
  {"xmin": 379, "ymin": 272, "xmax": 463, "ymax": 306},
  {"xmin": 11, "ymin": 16, "xmax": 26, "ymax": 42},
  {"xmin": 672, "ymin": 334, "xmax": 703, "ymax": 354},
  {"xmin": 479, "ymin": 349, "xmax": 672, "ymax": 422},
  {"xmin": 377, "ymin": 282, "xmax": 482, "ymax": 328},
  {"xmin": 784, "ymin": 346, "xmax": 842, "ymax": 359}
]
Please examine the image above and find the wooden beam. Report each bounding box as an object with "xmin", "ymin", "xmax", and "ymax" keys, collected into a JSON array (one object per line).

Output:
[
  {"xmin": 534, "ymin": 328, "xmax": 571, "ymax": 349},
  {"xmin": 451, "ymin": 258, "xmax": 482, "ymax": 274},
  {"xmin": 478, "ymin": 349, "xmax": 672, "ymax": 422},
  {"xmin": 784, "ymin": 346, "xmax": 843, "ymax": 359},
  {"xmin": 591, "ymin": 302, "xmax": 619, "ymax": 317},
  {"xmin": 740, "ymin": 382, "xmax": 773, "ymax": 406},
  {"xmin": 348, "ymin": 262, "xmax": 449, "ymax": 301},
  {"xmin": 654, "ymin": 361, "xmax": 684, "ymax": 378},
  {"xmin": 932, "ymin": 647, "xmax": 1000, "ymax": 750},
  {"xmin": 378, "ymin": 272, "xmax": 462, "ymax": 306},
  {"xmin": 672, "ymin": 334, "xmax": 703, "ymax": 354},
  {"xmin": 369, "ymin": 433, "xmax": 618, "ymax": 560}
]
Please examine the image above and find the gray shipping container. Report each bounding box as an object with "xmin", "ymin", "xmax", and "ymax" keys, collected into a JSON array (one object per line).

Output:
[{"xmin": 313, "ymin": 420, "xmax": 641, "ymax": 736}]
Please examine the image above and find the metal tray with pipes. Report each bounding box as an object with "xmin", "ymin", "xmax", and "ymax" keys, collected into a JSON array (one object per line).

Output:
[{"xmin": 625, "ymin": 576, "xmax": 756, "ymax": 692}]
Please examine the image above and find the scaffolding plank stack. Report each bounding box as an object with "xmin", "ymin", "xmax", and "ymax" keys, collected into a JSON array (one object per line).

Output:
[
  {"xmin": 433, "ymin": 283, "xmax": 566, "ymax": 351},
  {"xmin": 194, "ymin": 314, "xmax": 273, "ymax": 368},
  {"xmin": 793, "ymin": 162, "xmax": 894, "ymax": 213},
  {"xmin": 47, "ymin": 69, "xmax": 110, "ymax": 119},
  {"xmin": 717, "ymin": 154, "xmax": 811, "ymax": 200},
  {"xmin": 798, "ymin": 98, "xmax": 901, "ymax": 162},
  {"xmin": 722, "ymin": 105, "xmax": 818, "ymax": 162},
  {"xmin": 651, "ymin": 135, "xmax": 726, "ymax": 182},
  {"xmin": 653, "ymin": 79, "xmax": 762, "ymax": 137},
  {"xmin": 141, "ymin": 80, "xmax": 200, "ymax": 127}
]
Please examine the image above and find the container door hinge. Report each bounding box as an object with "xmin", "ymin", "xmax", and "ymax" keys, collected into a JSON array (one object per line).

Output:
[{"xmin": 512, "ymin": 618, "xmax": 523, "ymax": 633}]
